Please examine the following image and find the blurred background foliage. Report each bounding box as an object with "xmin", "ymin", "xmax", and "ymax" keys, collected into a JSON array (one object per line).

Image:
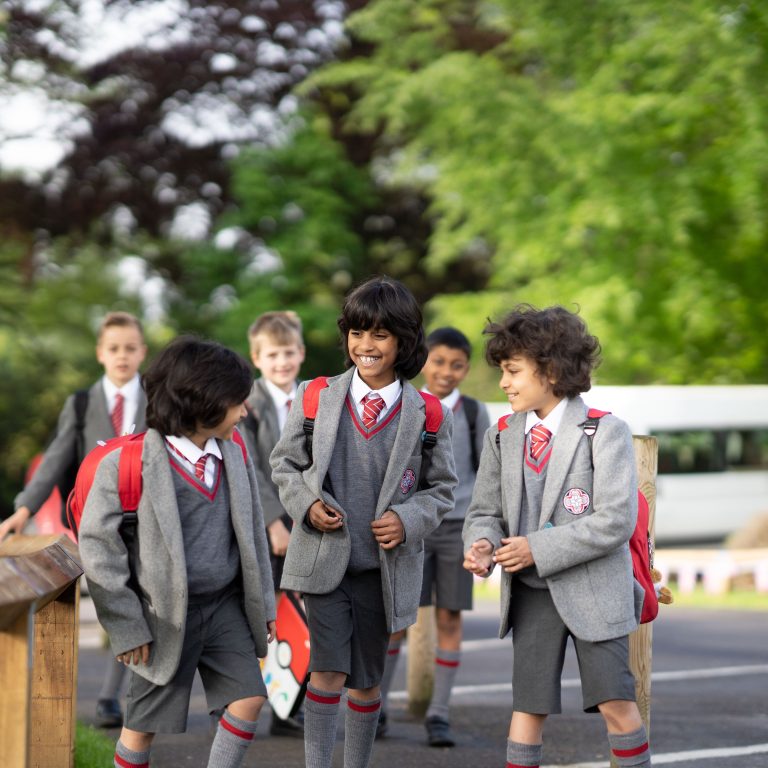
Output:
[{"xmin": 1, "ymin": 0, "xmax": 766, "ymax": 512}]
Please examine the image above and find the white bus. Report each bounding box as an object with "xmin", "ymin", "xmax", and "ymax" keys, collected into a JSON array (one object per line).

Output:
[{"xmin": 484, "ymin": 386, "xmax": 768, "ymax": 545}]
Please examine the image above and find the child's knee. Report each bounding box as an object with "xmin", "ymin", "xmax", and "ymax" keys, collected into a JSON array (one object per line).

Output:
[
  {"xmin": 597, "ymin": 699, "xmax": 642, "ymax": 732},
  {"xmin": 227, "ymin": 695, "xmax": 267, "ymax": 722}
]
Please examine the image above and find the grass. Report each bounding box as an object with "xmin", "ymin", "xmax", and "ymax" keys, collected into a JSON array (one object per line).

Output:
[
  {"xmin": 471, "ymin": 576, "xmax": 768, "ymax": 612},
  {"xmin": 75, "ymin": 722, "xmax": 115, "ymax": 768}
]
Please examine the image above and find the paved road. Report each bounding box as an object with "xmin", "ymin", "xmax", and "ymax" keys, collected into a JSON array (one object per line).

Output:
[{"xmin": 77, "ymin": 596, "xmax": 768, "ymax": 767}]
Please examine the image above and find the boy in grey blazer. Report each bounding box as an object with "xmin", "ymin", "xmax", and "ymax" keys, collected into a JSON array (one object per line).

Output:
[
  {"xmin": 0, "ymin": 310, "xmax": 147, "ymax": 728},
  {"xmin": 270, "ymin": 277, "xmax": 457, "ymax": 768},
  {"xmin": 79, "ymin": 338, "xmax": 276, "ymax": 768},
  {"xmin": 463, "ymin": 305, "xmax": 651, "ymax": 768},
  {"xmin": 242, "ymin": 309, "xmax": 305, "ymax": 735}
]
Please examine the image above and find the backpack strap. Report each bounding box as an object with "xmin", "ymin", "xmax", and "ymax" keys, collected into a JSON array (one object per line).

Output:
[
  {"xmin": 461, "ymin": 396, "xmax": 480, "ymax": 471},
  {"xmin": 302, "ymin": 376, "xmax": 330, "ymax": 460},
  {"xmin": 117, "ymin": 434, "xmax": 145, "ymax": 513},
  {"xmin": 419, "ymin": 391, "xmax": 443, "ymax": 448},
  {"xmin": 73, "ymin": 388, "xmax": 89, "ymax": 462},
  {"xmin": 232, "ymin": 428, "xmax": 249, "ymax": 463},
  {"xmin": 579, "ymin": 408, "xmax": 611, "ymax": 468},
  {"xmin": 495, "ymin": 414, "xmax": 511, "ymax": 447}
]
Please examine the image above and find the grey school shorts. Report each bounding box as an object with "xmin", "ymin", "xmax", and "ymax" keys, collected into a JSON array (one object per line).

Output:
[
  {"xmin": 124, "ymin": 584, "xmax": 267, "ymax": 734},
  {"xmin": 303, "ymin": 569, "xmax": 388, "ymax": 690},
  {"xmin": 510, "ymin": 581, "xmax": 636, "ymax": 714},
  {"xmin": 419, "ymin": 519, "xmax": 473, "ymax": 611}
]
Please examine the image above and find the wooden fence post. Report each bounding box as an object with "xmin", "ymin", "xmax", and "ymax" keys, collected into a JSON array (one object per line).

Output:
[
  {"xmin": 406, "ymin": 605, "xmax": 435, "ymax": 716},
  {"xmin": 0, "ymin": 534, "xmax": 83, "ymax": 768},
  {"xmin": 611, "ymin": 435, "xmax": 658, "ymax": 767}
]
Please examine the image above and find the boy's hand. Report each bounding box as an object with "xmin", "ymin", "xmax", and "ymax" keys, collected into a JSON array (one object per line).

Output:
[
  {"xmin": 117, "ymin": 643, "xmax": 151, "ymax": 666},
  {"xmin": 494, "ymin": 536, "xmax": 534, "ymax": 573},
  {"xmin": 371, "ymin": 510, "xmax": 404, "ymax": 550},
  {"xmin": 267, "ymin": 620, "xmax": 276, "ymax": 643},
  {"xmin": 267, "ymin": 518, "xmax": 291, "ymax": 556},
  {"xmin": 0, "ymin": 506, "xmax": 31, "ymax": 542},
  {"xmin": 307, "ymin": 500, "xmax": 344, "ymax": 532},
  {"xmin": 463, "ymin": 539, "xmax": 494, "ymax": 576}
]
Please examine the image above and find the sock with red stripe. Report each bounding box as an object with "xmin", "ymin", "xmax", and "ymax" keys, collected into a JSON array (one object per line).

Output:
[
  {"xmin": 426, "ymin": 647, "xmax": 461, "ymax": 722},
  {"xmin": 114, "ymin": 740, "xmax": 150, "ymax": 768},
  {"xmin": 505, "ymin": 738, "xmax": 541, "ymax": 767},
  {"xmin": 608, "ymin": 725, "xmax": 651, "ymax": 766},
  {"xmin": 379, "ymin": 638, "xmax": 402, "ymax": 715},
  {"xmin": 343, "ymin": 694, "xmax": 381, "ymax": 768},
  {"xmin": 304, "ymin": 684, "xmax": 342, "ymax": 768},
  {"xmin": 206, "ymin": 709, "xmax": 258, "ymax": 768}
]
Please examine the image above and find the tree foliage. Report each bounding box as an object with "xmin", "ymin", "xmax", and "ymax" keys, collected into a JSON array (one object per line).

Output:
[{"xmin": 305, "ymin": 0, "xmax": 768, "ymax": 387}]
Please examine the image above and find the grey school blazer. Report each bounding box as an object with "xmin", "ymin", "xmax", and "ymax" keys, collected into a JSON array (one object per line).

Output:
[
  {"xmin": 270, "ymin": 368, "xmax": 457, "ymax": 633},
  {"xmin": 242, "ymin": 377, "xmax": 288, "ymax": 527},
  {"xmin": 463, "ymin": 396, "xmax": 644, "ymax": 643},
  {"xmin": 79, "ymin": 429, "xmax": 276, "ymax": 686},
  {"xmin": 15, "ymin": 379, "xmax": 147, "ymax": 515}
]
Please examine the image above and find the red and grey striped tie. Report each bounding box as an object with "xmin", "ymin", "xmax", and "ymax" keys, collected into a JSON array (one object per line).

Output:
[
  {"xmin": 529, "ymin": 423, "xmax": 552, "ymax": 460},
  {"xmin": 362, "ymin": 393, "xmax": 385, "ymax": 429}
]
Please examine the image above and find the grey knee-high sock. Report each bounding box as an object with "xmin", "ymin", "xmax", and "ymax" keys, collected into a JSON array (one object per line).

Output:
[
  {"xmin": 115, "ymin": 739, "xmax": 150, "ymax": 768},
  {"xmin": 608, "ymin": 725, "xmax": 651, "ymax": 767},
  {"xmin": 506, "ymin": 739, "xmax": 542, "ymax": 767},
  {"xmin": 379, "ymin": 638, "xmax": 402, "ymax": 714},
  {"xmin": 343, "ymin": 694, "xmax": 381, "ymax": 768},
  {"xmin": 207, "ymin": 709, "xmax": 259, "ymax": 768},
  {"xmin": 304, "ymin": 684, "xmax": 342, "ymax": 768},
  {"xmin": 100, "ymin": 655, "xmax": 127, "ymax": 700},
  {"xmin": 425, "ymin": 647, "xmax": 460, "ymax": 722}
]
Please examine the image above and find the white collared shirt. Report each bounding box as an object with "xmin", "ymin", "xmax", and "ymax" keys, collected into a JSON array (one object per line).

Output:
[
  {"xmin": 262, "ymin": 377, "xmax": 297, "ymax": 433},
  {"xmin": 350, "ymin": 368, "xmax": 403, "ymax": 424},
  {"xmin": 524, "ymin": 397, "xmax": 568, "ymax": 437},
  {"xmin": 422, "ymin": 386, "xmax": 461, "ymax": 411},
  {"xmin": 102, "ymin": 375, "xmax": 142, "ymax": 436},
  {"xmin": 165, "ymin": 434, "xmax": 223, "ymax": 487}
]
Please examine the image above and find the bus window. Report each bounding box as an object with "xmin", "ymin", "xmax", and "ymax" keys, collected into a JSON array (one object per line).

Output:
[{"xmin": 654, "ymin": 429, "xmax": 768, "ymax": 474}]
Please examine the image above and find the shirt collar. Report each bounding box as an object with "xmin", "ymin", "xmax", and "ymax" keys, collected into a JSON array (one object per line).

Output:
[
  {"xmin": 102, "ymin": 374, "xmax": 141, "ymax": 402},
  {"xmin": 165, "ymin": 434, "xmax": 222, "ymax": 464},
  {"xmin": 262, "ymin": 377, "xmax": 297, "ymax": 407},
  {"xmin": 351, "ymin": 368, "xmax": 402, "ymax": 409},
  {"xmin": 524, "ymin": 397, "xmax": 568, "ymax": 435},
  {"xmin": 422, "ymin": 386, "xmax": 461, "ymax": 411}
]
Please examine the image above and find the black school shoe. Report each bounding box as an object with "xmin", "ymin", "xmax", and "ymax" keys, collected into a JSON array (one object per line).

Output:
[
  {"xmin": 95, "ymin": 698, "xmax": 123, "ymax": 728},
  {"xmin": 425, "ymin": 715, "xmax": 455, "ymax": 747},
  {"xmin": 269, "ymin": 714, "xmax": 304, "ymax": 737}
]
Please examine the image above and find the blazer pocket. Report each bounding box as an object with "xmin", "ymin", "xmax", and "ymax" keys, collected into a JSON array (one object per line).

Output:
[
  {"xmin": 283, "ymin": 526, "xmax": 322, "ymax": 578},
  {"xmin": 586, "ymin": 555, "xmax": 634, "ymax": 625}
]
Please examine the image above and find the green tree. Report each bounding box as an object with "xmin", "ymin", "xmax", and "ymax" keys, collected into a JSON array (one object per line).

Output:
[{"xmin": 303, "ymin": 0, "xmax": 768, "ymax": 387}]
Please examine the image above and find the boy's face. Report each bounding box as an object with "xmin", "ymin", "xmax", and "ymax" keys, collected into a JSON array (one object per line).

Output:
[
  {"xmin": 347, "ymin": 327, "xmax": 398, "ymax": 390},
  {"xmin": 195, "ymin": 402, "xmax": 248, "ymax": 445},
  {"xmin": 251, "ymin": 336, "xmax": 305, "ymax": 394},
  {"xmin": 498, "ymin": 354, "xmax": 560, "ymax": 418},
  {"xmin": 421, "ymin": 344, "xmax": 470, "ymax": 399},
  {"xmin": 96, "ymin": 326, "xmax": 147, "ymax": 388}
]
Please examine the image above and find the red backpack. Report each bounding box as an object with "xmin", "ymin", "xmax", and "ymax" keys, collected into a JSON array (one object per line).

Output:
[
  {"xmin": 65, "ymin": 430, "xmax": 248, "ymax": 541},
  {"xmin": 496, "ymin": 409, "xmax": 660, "ymax": 624},
  {"xmin": 301, "ymin": 376, "xmax": 444, "ymax": 459}
]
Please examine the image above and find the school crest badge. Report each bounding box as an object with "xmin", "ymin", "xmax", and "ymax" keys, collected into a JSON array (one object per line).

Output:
[
  {"xmin": 563, "ymin": 487, "xmax": 590, "ymax": 515},
  {"xmin": 400, "ymin": 468, "xmax": 416, "ymax": 494}
]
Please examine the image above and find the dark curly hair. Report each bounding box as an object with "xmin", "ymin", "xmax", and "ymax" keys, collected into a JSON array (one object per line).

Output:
[
  {"xmin": 484, "ymin": 305, "xmax": 601, "ymax": 398},
  {"xmin": 337, "ymin": 276, "xmax": 428, "ymax": 380},
  {"xmin": 144, "ymin": 336, "xmax": 253, "ymax": 436}
]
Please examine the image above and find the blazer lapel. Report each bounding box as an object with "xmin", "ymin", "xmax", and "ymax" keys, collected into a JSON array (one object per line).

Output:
[
  {"xmin": 310, "ymin": 368, "xmax": 354, "ymax": 488},
  {"xmin": 376, "ymin": 383, "xmax": 420, "ymax": 517},
  {"xmin": 503, "ymin": 415, "xmax": 526, "ymax": 534},
  {"xmin": 255, "ymin": 379, "xmax": 280, "ymax": 443},
  {"xmin": 91, "ymin": 381, "xmax": 113, "ymax": 436},
  {"xmin": 142, "ymin": 431, "xmax": 185, "ymax": 559},
  {"xmin": 135, "ymin": 389, "xmax": 148, "ymax": 432},
  {"xmin": 539, "ymin": 397, "xmax": 587, "ymax": 527}
]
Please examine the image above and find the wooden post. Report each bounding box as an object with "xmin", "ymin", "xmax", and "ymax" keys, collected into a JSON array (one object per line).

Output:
[
  {"xmin": 611, "ymin": 436, "xmax": 658, "ymax": 768},
  {"xmin": 406, "ymin": 605, "xmax": 435, "ymax": 716},
  {"xmin": 0, "ymin": 535, "xmax": 83, "ymax": 768}
]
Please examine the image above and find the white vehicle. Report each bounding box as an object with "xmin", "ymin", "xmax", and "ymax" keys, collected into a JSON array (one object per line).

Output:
[{"xmin": 484, "ymin": 386, "xmax": 768, "ymax": 545}]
